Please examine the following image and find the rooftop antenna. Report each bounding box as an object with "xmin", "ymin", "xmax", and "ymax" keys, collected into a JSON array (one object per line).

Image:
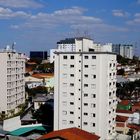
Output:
[
  {"xmin": 75, "ymin": 28, "xmax": 81, "ymax": 37},
  {"xmin": 11, "ymin": 42, "xmax": 16, "ymax": 52}
]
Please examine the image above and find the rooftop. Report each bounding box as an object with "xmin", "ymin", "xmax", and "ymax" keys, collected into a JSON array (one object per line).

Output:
[
  {"xmin": 116, "ymin": 109, "xmax": 134, "ymax": 114},
  {"xmin": 37, "ymin": 127, "xmax": 100, "ymax": 140},
  {"xmin": 8, "ymin": 125, "xmax": 46, "ymax": 136},
  {"xmin": 116, "ymin": 115, "xmax": 128, "ymax": 122},
  {"xmin": 32, "ymin": 73, "xmax": 54, "ymax": 79},
  {"xmin": 57, "ymin": 37, "xmax": 92, "ymax": 44},
  {"xmin": 55, "ymin": 51, "xmax": 116, "ymax": 55}
]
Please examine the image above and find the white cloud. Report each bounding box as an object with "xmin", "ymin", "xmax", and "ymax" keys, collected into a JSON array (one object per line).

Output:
[
  {"xmin": 23, "ymin": 7, "xmax": 102, "ymax": 29},
  {"xmin": 112, "ymin": 10, "xmax": 130, "ymax": 17},
  {"xmin": 6, "ymin": 6, "xmax": 128, "ymax": 34},
  {"xmin": 135, "ymin": 13, "xmax": 140, "ymax": 17},
  {"xmin": 0, "ymin": 7, "xmax": 30, "ymax": 19},
  {"xmin": 10, "ymin": 24, "xmax": 19, "ymax": 29},
  {"xmin": 127, "ymin": 13, "xmax": 140, "ymax": 25},
  {"xmin": 0, "ymin": 0, "xmax": 43, "ymax": 8}
]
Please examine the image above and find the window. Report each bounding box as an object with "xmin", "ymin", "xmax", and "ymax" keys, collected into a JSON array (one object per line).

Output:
[
  {"xmin": 91, "ymin": 103, "xmax": 96, "ymax": 108},
  {"xmin": 63, "ymin": 92, "xmax": 67, "ymax": 97},
  {"xmin": 63, "ymin": 64, "xmax": 67, "ymax": 69},
  {"xmin": 70, "ymin": 74, "xmax": 74, "ymax": 77},
  {"xmin": 84, "ymin": 65, "xmax": 88, "ymax": 68},
  {"xmin": 91, "ymin": 113, "xmax": 96, "ymax": 117},
  {"xmin": 84, "ymin": 84, "xmax": 88, "ymax": 87},
  {"xmin": 84, "ymin": 103, "xmax": 88, "ymax": 106},
  {"xmin": 85, "ymin": 56, "xmax": 88, "ymax": 59},
  {"xmin": 109, "ymin": 73, "xmax": 112, "ymax": 76},
  {"xmin": 62, "ymin": 120, "xmax": 67, "ymax": 125},
  {"xmin": 83, "ymin": 122, "xmax": 88, "ymax": 125},
  {"xmin": 70, "ymin": 83, "xmax": 74, "ymax": 87},
  {"xmin": 91, "ymin": 65, "xmax": 96, "ymax": 70},
  {"xmin": 71, "ymin": 56, "xmax": 74, "ymax": 59},
  {"xmin": 84, "ymin": 74, "xmax": 88, "ymax": 77},
  {"xmin": 84, "ymin": 93, "xmax": 88, "ymax": 97},
  {"xmin": 70, "ymin": 102, "xmax": 74, "ymax": 105},
  {"xmin": 109, "ymin": 92, "xmax": 111, "ymax": 96},
  {"xmin": 62, "ymin": 111, "xmax": 67, "ymax": 115},
  {"xmin": 93, "ymin": 75, "xmax": 96, "ymax": 79},
  {"xmin": 92, "ymin": 56, "xmax": 96, "ymax": 59},
  {"xmin": 63, "ymin": 55, "xmax": 67, "ymax": 59},
  {"xmin": 110, "ymin": 63, "xmax": 112, "ymax": 67},
  {"xmin": 91, "ymin": 84, "xmax": 96, "ymax": 89},
  {"xmin": 79, "ymin": 61, "xmax": 81, "ymax": 63},
  {"xmin": 70, "ymin": 111, "xmax": 74, "ymax": 114},
  {"xmin": 70, "ymin": 93, "xmax": 74, "ymax": 96},
  {"xmin": 63, "ymin": 73, "xmax": 67, "ymax": 78},
  {"xmin": 79, "ymin": 70, "xmax": 81, "ymax": 72},
  {"xmin": 70, "ymin": 121, "xmax": 74, "ymax": 124},
  {"xmin": 62, "ymin": 101, "xmax": 67, "ymax": 106},
  {"xmin": 70, "ymin": 65, "xmax": 74, "ymax": 68},
  {"xmin": 63, "ymin": 83, "xmax": 67, "ymax": 87},
  {"xmin": 91, "ymin": 94, "xmax": 96, "ymax": 98},
  {"xmin": 84, "ymin": 112, "xmax": 88, "ymax": 115},
  {"xmin": 113, "ymin": 63, "xmax": 116, "ymax": 67},
  {"xmin": 92, "ymin": 123, "xmax": 95, "ymax": 127}
]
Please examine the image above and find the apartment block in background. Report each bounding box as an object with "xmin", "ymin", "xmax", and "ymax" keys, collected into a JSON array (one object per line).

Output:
[
  {"xmin": 54, "ymin": 38, "xmax": 117, "ymax": 140},
  {"xmin": 0, "ymin": 46, "xmax": 25, "ymax": 116},
  {"xmin": 112, "ymin": 44, "xmax": 133, "ymax": 59}
]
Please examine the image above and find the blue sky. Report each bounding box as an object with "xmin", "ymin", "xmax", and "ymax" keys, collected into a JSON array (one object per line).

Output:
[{"xmin": 0, "ymin": 0, "xmax": 140, "ymax": 56}]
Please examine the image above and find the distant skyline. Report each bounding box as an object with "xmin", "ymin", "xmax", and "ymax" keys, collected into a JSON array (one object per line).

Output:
[{"xmin": 0, "ymin": 0, "xmax": 140, "ymax": 56}]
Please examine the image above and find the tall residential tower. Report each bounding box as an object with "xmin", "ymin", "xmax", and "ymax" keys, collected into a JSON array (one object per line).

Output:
[
  {"xmin": 54, "ymin": 38, "xmax": 117, "ymax": 140},
  {"xmin": 0, "ymin": 46, "xmax": 25, "ymax": 116}
]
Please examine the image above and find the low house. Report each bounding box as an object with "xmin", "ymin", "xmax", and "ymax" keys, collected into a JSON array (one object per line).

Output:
[
  {"xmin": 117, "ymin": 100, "xmax": 132, "ymax": 110},
  {"xmin": 33, "ymin": 94, "xmax": 53, "ymax": 110},
  {"xmin": 132, "ymin": 102, "xmax": 140, "ymax": 112}
]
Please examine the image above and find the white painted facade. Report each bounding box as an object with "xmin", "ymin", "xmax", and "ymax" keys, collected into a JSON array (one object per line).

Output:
[
  {"xmin": 0, "ymin": 48, "xmax": 25, "ymax": 115},
  {"xmin": 54, "ymin": 38, "xmax": 117, "ymax": 140}
]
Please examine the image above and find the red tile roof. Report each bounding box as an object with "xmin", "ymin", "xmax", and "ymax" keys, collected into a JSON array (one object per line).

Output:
[
  {"xmin": 116, "ymin": 115, "xmax": 128, "ymax": 122},
  {"xmin": 37, "ymin": 127, "xmax": 100, "ymax": 140},
  {"xmin": 127, "ymin": 124, "xmax": 140, "ymax": 131},
  {"xmin": 132, "ymin": 102, "xmax": 140, "ymax": 107},
  {"xmin": 116, "ymin": 122, "xmax": 125, "ymax": 127},
  {"xmin": 119, "ymin": 100, "xmax": 130, "ymax": 106},
  {"xmin": 32, "ymin": 73, "xmax": 54, "ymax": 79},
  {"xmin": 116, "ymin": 109, "xmax": 134, "ymax": 114}
]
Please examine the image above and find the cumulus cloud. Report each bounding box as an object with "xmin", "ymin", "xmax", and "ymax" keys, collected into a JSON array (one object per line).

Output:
[
  {"xmin": 0, "ymin": 0, "xmax": 43, "ymax": 8},
  {"xmin": 23, "ymin": 7, "xmax": 102, "ymax": 29},
  {"xmin": 7, "ymin": 6, "xmax": 128, "ymax": 34},
  {"xmin": 0, "ymin": 7, "xmax": 30, "ymax": 19},
  {"xmin": 127, "ymin": 13, "xmax": 140, "ymax": 25},
  {"xmin": 112, "ymin": 10, "xmax": 130, "ymax": 17}
]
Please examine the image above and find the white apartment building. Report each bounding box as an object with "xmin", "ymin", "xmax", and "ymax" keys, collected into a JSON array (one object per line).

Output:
[
  {"xmin": 54, "ymin": 38, "xmax": 117, "ymax": 140},
  {"xmin": 50, "ymin": 38, "xmax": 94, "ymax": 63},
  {"xmin": 0, "ymin": 46, "xmax": 25, "ymax": 116}
]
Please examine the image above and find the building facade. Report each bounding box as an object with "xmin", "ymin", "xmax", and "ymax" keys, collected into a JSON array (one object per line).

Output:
[
  {"xmin": 54, "ymin": 38, "xmax": 117, "ymax": 140},
  {"xmin": 30, "ymin": 51, "xmax": 48, "ymax": 60},
  {"xmin": 112, "ymin": 44, "xmax": 133, "ymax": 59},
  {"xmin": 0, "ymin": 47, "xmax": 25, "ymax": 116}
]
